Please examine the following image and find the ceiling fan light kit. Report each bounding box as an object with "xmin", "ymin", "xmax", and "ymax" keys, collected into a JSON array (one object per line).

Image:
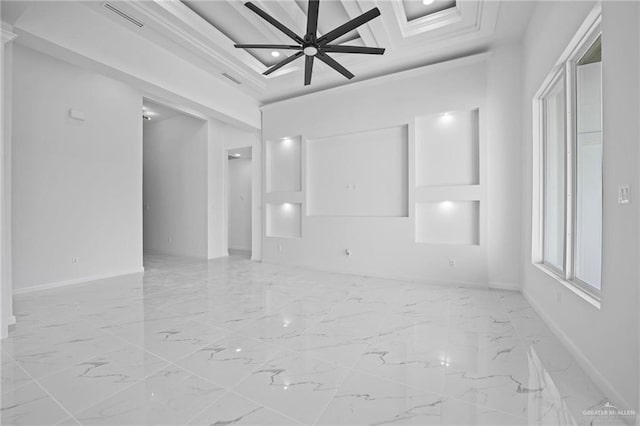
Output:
[{"xmin": 234, "ymin": 0, "xmax": 385, "ymax": 86}]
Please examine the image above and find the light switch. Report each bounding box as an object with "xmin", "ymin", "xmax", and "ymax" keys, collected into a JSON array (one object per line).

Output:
[{"xmin": 618, "ymin": 185, "xmax": 630, "ymax": 204}]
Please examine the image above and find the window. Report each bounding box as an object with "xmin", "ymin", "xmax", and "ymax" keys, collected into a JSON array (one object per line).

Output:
[
  {"xmin": 542, "ymin": 74, "xmax": 566, "ymax": 273},
  {"xmin": 534, "ymin": 10, "xmax": 602, "ymax": 304},
  {"xmin": 574, "ymin": 36, "xmax": 602, "ymax": 291}
]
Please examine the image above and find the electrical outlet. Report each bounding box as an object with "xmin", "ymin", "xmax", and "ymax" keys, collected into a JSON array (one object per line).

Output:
[
  {"xmin": 618, "ymin": 185, "xmax": 630, "ymax": 204},
  {"xmin": 448, "ymin": 259, "xmax": 456, "ymax": 268},
  {"xmin": 278, "ymin": 244, "xmax": 283, "ymax": 252},
  {"xmin": 72, "ymin": 257, "xmax": 79, "ymax": 264},
  {"xmin": 167, "ymin": 237, "xmax": 172, "ymax": 244}
]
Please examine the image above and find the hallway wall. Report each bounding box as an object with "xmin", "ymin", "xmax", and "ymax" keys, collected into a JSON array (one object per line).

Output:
[
  {"xmin": 227, "ymin": 157, "xmax": 252, "ymax": 252},
  {"xmin": 143, "ymin": 114, "xmax": 208, "ymax": 258}
]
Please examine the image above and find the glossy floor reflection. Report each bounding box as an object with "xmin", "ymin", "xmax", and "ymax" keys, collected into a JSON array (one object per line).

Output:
[{"xmin": 1, "ymin": 254, "xmax": 623, "ymax": 425}]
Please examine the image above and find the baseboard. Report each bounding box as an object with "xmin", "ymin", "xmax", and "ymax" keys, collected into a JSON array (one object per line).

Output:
[
  {"xmin": 488, "ymin": 281, "xmax": 521, "ymax": 291},
  {"xmin": 228, "ymin": 248, "xmax": 251, "ymax": 257},
  {"xmin": 260, "ymin": 258, "xmax": 519, "ymax": 292},
  {"xmin": 13, "ymin": 267, "xmax": 145, "ymax": 295},
  {"xmin": 522, "ymin": 287, "xmax": 634, "ymax": 419}
]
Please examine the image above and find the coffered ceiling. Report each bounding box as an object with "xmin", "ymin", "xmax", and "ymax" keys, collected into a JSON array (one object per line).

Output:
[{"xmin": 28, "ymin": 0, "xmax": 535, "ymax": 104}]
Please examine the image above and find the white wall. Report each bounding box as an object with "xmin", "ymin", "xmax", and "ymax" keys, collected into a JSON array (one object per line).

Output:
[
  {"xmin": 0, "ymin": 24, "xmax": 17, "ymax": 337},
  {"xmin": 521, "ymin": 1, "xmax": 639, "ymax": 411},
  {"xmin": 143, "ymin": 115, "xmax": 208, "ymax": 258},
  {"xmin": 227, "ymin": 157, "xmax": 252, "ymax": 252},
  {"xmin": 261, "ymin": 51, "xmax": 523, "ymax": 287},
  {"xmin": 306, "ymin": 126, "xmax": 408, "ymax": 217},
  {"xmin": 5, "ymin": 1, "xmax": 260, "ymax": 130},
  {"xmin": 12, "ymin": 45, "xmax": 143, "ymax": 291}
]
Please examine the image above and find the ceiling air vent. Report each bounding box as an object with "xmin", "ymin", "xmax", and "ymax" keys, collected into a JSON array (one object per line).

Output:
[
  {"xmin": 222, "ymin": 73, "xmax": 242, "ymax": 85},
  {"xmin": 103, "ymin": 3, "xmax": 144, "ymax": 28}
]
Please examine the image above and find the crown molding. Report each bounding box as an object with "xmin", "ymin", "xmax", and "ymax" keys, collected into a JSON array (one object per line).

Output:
[{"xmin": 125, "ymin": 0, "xmax": 268, "ymax": 91}]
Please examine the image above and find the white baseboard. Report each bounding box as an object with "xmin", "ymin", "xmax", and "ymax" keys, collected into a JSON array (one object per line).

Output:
[
  {"xmin": 522, "ymin": 288, "xmax": 634, "ymax": 418},
  {"xmin": 207, "ymin": 251, "xmax": 228, "ymax": 260},
  {"xmin": 260, "ymin": 258, "xmax": 519, "ymax": 292},
  {"xmin": 13, "ymin": 268, "xmax": 145, "ymax": 295},
  {"xmin": 488, "ymin": 281, "xmax": 521, "ymax": 291}
]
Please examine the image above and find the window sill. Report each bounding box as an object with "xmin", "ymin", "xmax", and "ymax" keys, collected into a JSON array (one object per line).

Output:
[{"xmin": 533, "ymin": 264, "xmax": 601, "ymax": 310}]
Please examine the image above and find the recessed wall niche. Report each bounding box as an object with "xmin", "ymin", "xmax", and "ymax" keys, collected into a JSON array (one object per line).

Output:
[
  {"xmin": 415, "ymin": 201, "xmax": 479, "ymax": 245},
  {"xmin": 266, "ymin": 202, "xmax": 301, "ymax": 238},
  {"xmin": 266, "ymin": 136, "xmax": 301, "ymax": 192},
  {"xmin": 307, "ymin": 125, "xmax": 408, "ymax": 217},
  {"xmin": 415, "ymin": 109, "xmax": 479, "ymax": 187}
]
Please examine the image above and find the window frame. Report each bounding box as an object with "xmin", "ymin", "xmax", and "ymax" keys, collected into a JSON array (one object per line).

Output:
[
  {"xmin": 568, "ymin": 29, "xmax": 603, "ymax": 300},
  {"xmin": 532, "ymin": 5, "xmax": 602, "ymax": 308},
  {"xmin": 540, "ymin": 68, "xmax": 568, "ymax": 278}
]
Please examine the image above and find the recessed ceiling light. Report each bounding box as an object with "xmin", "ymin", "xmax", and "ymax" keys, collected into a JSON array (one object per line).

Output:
[
  {"xmin": 422, "ymin": 0, "xmax": 435, "ymax": 5},
  {"xmin": 271, "ymin": 51, "xmax": 280, "ymax": 57}
]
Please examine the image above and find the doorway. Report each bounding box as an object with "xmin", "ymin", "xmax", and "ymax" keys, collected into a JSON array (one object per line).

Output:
[
  {"xmin": 142, "ymin": 98, "xmax": 208, "ymax": 260},
  {"xmin": 227, "ymin": 147, "xmax": 252, "ymax": 258}
]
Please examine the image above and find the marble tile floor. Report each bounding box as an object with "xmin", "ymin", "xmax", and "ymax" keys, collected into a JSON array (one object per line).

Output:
[{"xmin": 0, "ymin": 254, "xmax": 626, "ymax": 425}]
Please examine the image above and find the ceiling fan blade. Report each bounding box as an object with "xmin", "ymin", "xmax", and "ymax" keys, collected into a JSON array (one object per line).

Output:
[
  {"xmin": 322, "ymin": 45, "xmax": 385, "ymax": 55},
  {"xmin": 263, "ymin": 51, "xmax": 304, "ymax": 75},
  {"xmin": 304, "ymin": 55, "xmax": 314, "ymax": 86},
  {"xmin": 306, "ymin": 0, "xmax": 320, "ymax": 39},
  {"xmin": 234, "ymin": 44, "xmax": 302, "ymax": 50},
  {"xmin": 316, "ymin": 52, "xmax": 354, "ymax": 80},
  {"xmin": 317, "ymin": 8, "xmax": 381, "ymax": 45},
  {"xmin": 244, "ymin": 2, "xmax": 304, "ymax": 44}
]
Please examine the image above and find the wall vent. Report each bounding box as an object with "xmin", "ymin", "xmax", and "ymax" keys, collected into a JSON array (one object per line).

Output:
[
  {"xmin": 222, "ymin": 73, "xmax": 242, "ymax": 85},
  {"xmin": 104, "ymin": 3, "xmax": 144, "ymax": 28}
]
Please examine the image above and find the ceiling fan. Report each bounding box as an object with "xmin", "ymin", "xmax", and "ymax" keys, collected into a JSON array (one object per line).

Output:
[{"xmin": 234, "ymin": 0, "xmax": 385, "ymax": 86}]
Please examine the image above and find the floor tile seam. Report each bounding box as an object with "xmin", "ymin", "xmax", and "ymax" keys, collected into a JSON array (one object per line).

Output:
[
  {"xmin": 343, "ymin": 366, "xmax": 530, "ymax": 422},
  {"xmin": 182, "ymin": 310, "xmax": 264, "ymax": 335},
  {"xmin": 176, "ymin": 383, "xmax": 230, "ymax": 426},
  {"xmin": 497, "ymin": 296, "xmax": 598, "ymax": 424},
  {"xmin": 0, "ymin": 357, "xmax": 39, "ymax": 397},
  {"xmin": 6, "ymin": 318, "xmax": 118, "ymax": 346},
  {"xmin": 101, "ymin": 313, "xmax": 232, "ymax": 344},
  {"xmin": 6, "ymin": 332, "xmax": 152, "ymax": 385},
  {"xmin": 168, "ymin": 335, "xmax": 289, "ymax": 388},
  {"xmin": 98, "ymin": 326, "xmax": 200, "ymax": 368},
  {"xmin": 306, "ymin": 362, "xmax": 358, "ymax": 425},
  {"xmin": 182, "ymin": 387, "xmax": 305, "ymax": 426},
  {"xmin": 228, "ymin": 353, "xmax": 353, "ymax": 426},
  {"xmin": 45, "ymin": 358, "xmax": 171, "ymax": 421},
  {"xmin": 69, "ymin": 358, "xmax": 229, "ymax": 423},
  {"xmin": 28, "ymin": 329, "xmax": 175, "ymax": 417},
  {"xmin": 9, "ymin": 357, "xmax": 80, "ymax": 425},
  {"xmin": 171, "ymin": 331, "xmax": 284, "ymax": 368},
  {"xmin": 10, "ymin": 338, "xmax": 167, "ymax": 391}
]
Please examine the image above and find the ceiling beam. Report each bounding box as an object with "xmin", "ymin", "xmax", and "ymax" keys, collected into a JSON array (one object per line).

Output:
[
  {"xmin": 227, "ymin": 1, "xmax": 292, "ymax": 46},
  {"xmin": 342, "ymin": 1, "xmax": 378, "ymax": 47}
]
